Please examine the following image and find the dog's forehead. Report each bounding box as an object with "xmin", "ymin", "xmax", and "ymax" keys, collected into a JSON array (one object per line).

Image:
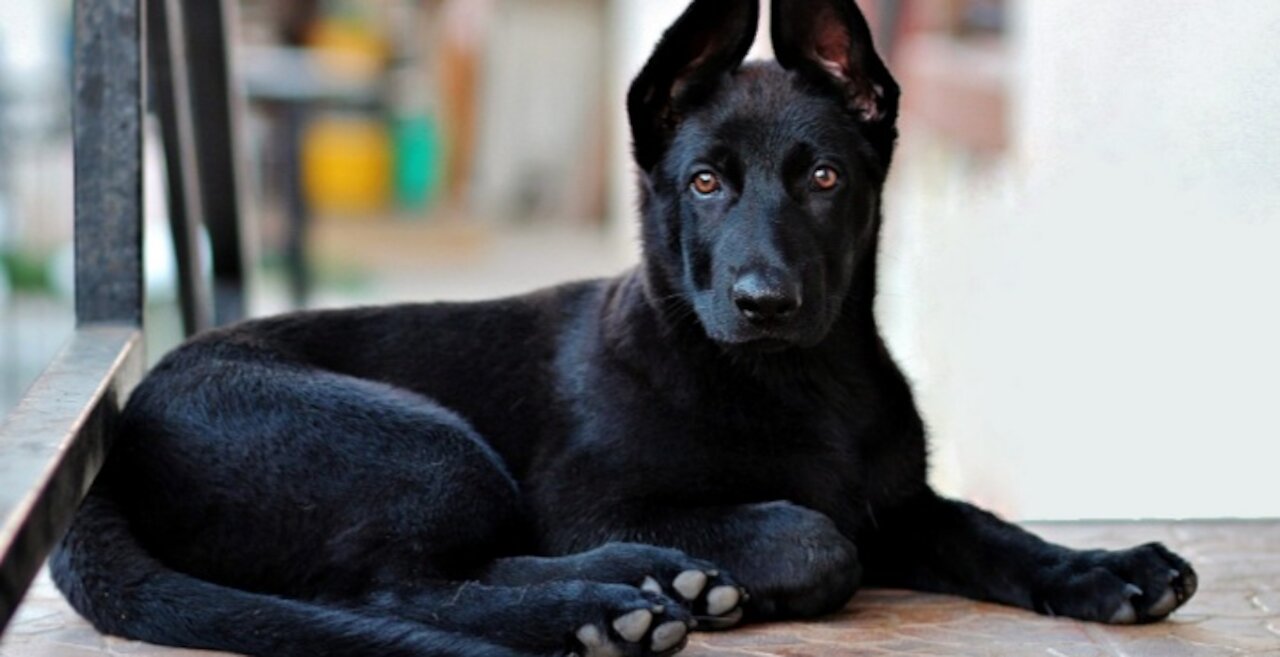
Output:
[{"xmin": 675, "ymin": 62, "xmax": 859, "ymax": 169}]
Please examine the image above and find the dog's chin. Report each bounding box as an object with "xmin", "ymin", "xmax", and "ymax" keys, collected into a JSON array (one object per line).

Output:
[
  {"xmin": 701, "ymin": 321, "xmax": 827, "ymax": 354},
  {"xmin": 727, "ymin": 337, "xmax": 795, "ymax": 354}
]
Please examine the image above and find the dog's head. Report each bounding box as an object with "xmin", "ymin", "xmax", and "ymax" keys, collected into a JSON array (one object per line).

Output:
[{"xmin": 629, "ymin": 0, "xmax": 899, "ymax": 351}]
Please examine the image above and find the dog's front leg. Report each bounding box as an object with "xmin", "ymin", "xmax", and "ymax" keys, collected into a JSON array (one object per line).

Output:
[
  {"xmin": 557, "ymin": 501, "xmax": 862, "ymax": 622},
  {"xmin": 862, "ymin": 491, "xmax": 1198, "ymax": 624}
]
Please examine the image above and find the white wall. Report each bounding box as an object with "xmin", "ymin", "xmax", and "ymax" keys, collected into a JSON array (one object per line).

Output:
[
  {"xmin": 888, "ymin": 1, "xmax": 1280, "ymax": 519},
  {"xmin": 472, "ymin": 0, "xmax": 607, "ymax": 222},
  {"xmin": 608, "ymin": 1, "xmax": 1280, "ymax": 520}
]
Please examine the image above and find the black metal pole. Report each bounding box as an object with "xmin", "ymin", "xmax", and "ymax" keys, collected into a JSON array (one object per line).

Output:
[
  {"xmin": 149, "ymin": 0, "xmax": 213, "ymax": 336},
  {"xmin": 74, "ymin": 0, "xmax": 147, "ymax": 327},
  {"xmin": 182, "ymin": 0, "xmax": 249, "ymax": 325}
]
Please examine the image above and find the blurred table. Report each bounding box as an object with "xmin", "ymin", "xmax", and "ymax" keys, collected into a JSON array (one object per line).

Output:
[
  {"xmin": 240, "ymin": 45, "xmax": 384, "ymax": 308},
  {"xmin": 3, "ymin": 521, "xmax": 1277, "ymax": 656}
]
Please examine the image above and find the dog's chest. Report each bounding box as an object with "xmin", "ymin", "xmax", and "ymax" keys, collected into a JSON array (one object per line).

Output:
[
  {"xmin": 576, "ymin": 374, "xmax": 906, "ymax": 533},
  {"xmin": 690, "ymin": 396, "xmax": 886, "ymax": 524},
  {"xmin": 540, "ymin": 313, "xmax": 927, "ymax": 536}
]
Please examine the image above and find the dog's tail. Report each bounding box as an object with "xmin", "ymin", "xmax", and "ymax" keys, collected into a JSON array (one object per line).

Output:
[{"xmin": 50, "ymin": 488, "xmax": 523, "ymax": 657}]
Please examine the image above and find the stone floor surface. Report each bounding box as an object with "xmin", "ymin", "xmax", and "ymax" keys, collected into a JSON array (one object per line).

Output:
[{"xmin": 2, "ymin": 521, "xmax": 1277, "ymax": 657}]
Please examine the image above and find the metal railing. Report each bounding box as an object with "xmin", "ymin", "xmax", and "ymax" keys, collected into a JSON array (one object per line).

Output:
[{"xmin": 0, "ymin": 0, "xmax": 246, "ymax": 633}]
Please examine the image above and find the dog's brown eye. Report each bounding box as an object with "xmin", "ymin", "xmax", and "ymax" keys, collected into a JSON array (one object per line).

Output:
[
  {"xmin": 812, "ymin": 166, "xmax": 840, "ymax": 191},
  {"xmin": 691, "ymin": 171, "xmax": 722, "ymax": 196}
]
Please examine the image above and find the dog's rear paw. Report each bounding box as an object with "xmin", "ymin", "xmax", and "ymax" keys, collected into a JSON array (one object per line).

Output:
[
  {"xmin": 570, "ymin": 587, "xmax": 694, "ymax": 657},
  {"xmin": 1036, "ymin": 542, "xmax": 1198, "ymax": 624}
]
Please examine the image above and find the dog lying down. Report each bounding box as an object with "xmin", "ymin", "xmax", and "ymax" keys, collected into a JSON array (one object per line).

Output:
[{"xmin": 52, "ymin": 1, "xmax": 1197, "ymax": 656}]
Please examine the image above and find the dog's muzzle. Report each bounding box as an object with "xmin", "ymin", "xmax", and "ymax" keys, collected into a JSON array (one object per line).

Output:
[{"xmin": 731, "ymin": 271, "xmax": 802, "ymax": 326}]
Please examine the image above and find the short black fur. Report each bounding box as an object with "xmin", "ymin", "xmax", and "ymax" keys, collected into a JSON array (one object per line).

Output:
[{"xmin": 52, "ymin": 1, "xmax": 1198, "ymax": 656}]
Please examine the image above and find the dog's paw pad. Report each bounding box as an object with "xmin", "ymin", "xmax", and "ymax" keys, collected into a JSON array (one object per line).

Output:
[
  {"xmin": 1148, "ymin": 572, "xmax": 1182, "ymax": 618},
  {"xmin": 580, "ymin": 545, "xmax": 744, "ymax": 631},
  {"xmin": 575, "ymin": 624, "xmax": 620, "ymax": 657},
  {"xmin": 705, "ymin": 586, "xmax": 741, "ymax": 616},
  {"xmin": 662, "ymin": 569, "xmax": 745, "ymax": 629},
  {"xmin": 1109, "ymin": 601, "xmax": 1136, "ymax": 624},
  {"xmin": 611, "ymin": 609, "xmax": 653, "ymax": 643},
  {"xmin": 1149, "ymin": 587, "xmax": 1179, "ymax": 618},
  {"xmin": 571, "ymin": 588, "xmax": 693, "ymax": 657},
  {"xmin": 1109, "ymin": 584, "xmax": 1142, "ymax": 624},
  {"xmin": 672, "ymin": 570, "xmax": 708, "ymax": 601},
  {"xmin": 650, "ymin": 621, "xmax": 688, "ymax": 653}
]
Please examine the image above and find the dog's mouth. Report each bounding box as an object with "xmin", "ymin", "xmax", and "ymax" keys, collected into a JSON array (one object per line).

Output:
[
  {"xmin": 710, "ymin": 318, "xmax": 838, "ymax": 352},
  {"xmin": 734, "ymin": 337, "xmax": 794, "ymax": 353},
  {"xmin": 710, "ymin": 330, "xmax": 809, "ymax": 355},
  {"xmin": 690, "ymin": 292, "xmax": 833, "ymax": 352}
]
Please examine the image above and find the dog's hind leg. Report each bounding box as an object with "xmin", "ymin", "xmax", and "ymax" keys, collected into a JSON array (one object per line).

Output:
[
  {"xmin": 61, "ymin": 341, "xmax": 694, "ymax": 656},
  {"xmin": 104, "ymin": 346, "xmax": 531, "ymax": 596},
  {"xmin": 54, "ymin": 489, "xmax": 530, "ymax": 657}
]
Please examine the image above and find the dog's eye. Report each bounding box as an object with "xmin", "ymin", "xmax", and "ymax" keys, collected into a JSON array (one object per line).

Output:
[
  {"xmin": 690, "ymin": 171, "xmax": 722, "ymax": 196},
  {"xmin": 811, "ymin": 166, "xmax": 840, "ymax": 191}
]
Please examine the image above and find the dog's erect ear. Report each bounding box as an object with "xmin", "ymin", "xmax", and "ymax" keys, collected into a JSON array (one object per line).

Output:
[
  {"xmin": 628, "ymin": 0, "xmax": 760, "ymax": 171},
  {"xmin": 772, "ymin": 0, "xmax": 899, "ymax": 159}
]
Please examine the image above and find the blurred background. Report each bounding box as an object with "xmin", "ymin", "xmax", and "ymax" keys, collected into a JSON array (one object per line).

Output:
[{"xmin": 0, "ymin": 0, "xmax": 1276, "ymax": 520}]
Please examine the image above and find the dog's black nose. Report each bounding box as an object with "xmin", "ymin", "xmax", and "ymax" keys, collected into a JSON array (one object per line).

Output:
[{"xmin": 732, "ymin": 273, "xmax": 801, "ymax": 323}]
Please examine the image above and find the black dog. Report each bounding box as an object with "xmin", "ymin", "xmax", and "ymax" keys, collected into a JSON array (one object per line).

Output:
[{"xmin": 52, "ymin": 1, "xmax": 1197, "ymax": 656}]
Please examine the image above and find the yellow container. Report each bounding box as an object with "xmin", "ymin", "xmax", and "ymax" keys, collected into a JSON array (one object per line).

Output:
[{"xmin": 303, "ymin": 116, "xmax": 392, "ymax": 216}]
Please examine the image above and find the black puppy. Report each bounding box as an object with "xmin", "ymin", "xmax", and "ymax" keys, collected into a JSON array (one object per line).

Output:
[{"xmin": 52, "ymin": 1, "xmax": 1197, "ymax": 656}]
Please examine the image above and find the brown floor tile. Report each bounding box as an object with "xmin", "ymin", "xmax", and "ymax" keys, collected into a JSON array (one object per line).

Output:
[{"xmin": 4, "ymin": 522, "xmax": 1277, "ymax": 657}]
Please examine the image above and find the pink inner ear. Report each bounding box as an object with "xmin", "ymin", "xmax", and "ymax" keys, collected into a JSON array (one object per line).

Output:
[
  {"xmin": 806, "ymin": 8, "xmax": 884, "ymax": 122},
  {"xmin": 812, "ymin": 8, "xmax": 853, "ymax": 81},
  {"xmin": 812, "ymin": 51, "xmax": 848, "ymax": 81}
]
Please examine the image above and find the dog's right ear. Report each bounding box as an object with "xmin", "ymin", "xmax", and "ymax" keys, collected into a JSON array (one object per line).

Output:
[{"xmin": 627, "ymin": 0, "xmax": 760, "ymax": 172}]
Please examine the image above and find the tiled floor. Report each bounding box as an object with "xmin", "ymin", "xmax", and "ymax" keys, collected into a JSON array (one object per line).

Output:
[{"xmin": 3, "ymin": 521, "xmax": 1277, "ymax": 656}]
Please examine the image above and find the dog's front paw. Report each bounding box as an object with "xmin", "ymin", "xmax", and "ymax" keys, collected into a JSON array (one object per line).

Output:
[
  {"xmin": 570, "ymin": 585, "xmax": 694, "ymax": 657},
  {"xmin": 561, "ymin": 543, "xmax": 748, "ymax": 630},
  {"xmin": 641, "ymin": 566, "xmax": 747, "ymax": 630},
  {"xmin": 1036, "ymin": 542, "xmax": 1198, "ymax": 624}
]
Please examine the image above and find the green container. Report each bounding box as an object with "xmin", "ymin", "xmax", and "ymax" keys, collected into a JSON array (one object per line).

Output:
[{"xmin": 393, "ymin": 114, "xmax": 444, "ymax": 212}]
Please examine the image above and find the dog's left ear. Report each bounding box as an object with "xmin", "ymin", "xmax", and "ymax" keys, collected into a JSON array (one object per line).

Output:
[
  {"xmin": 628, "ymin": 0, "xmax": 760, "ymax": 172},
  {"xmin": 772, "ymin": 0, "xmax": 900, "ymax": 163}
]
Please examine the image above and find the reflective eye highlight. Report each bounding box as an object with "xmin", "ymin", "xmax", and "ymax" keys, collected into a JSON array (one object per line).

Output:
[
  {"xmin": 690, "ymin": 171, "xmax": 722, "ymax": 196},
  {"xmin": 812, "ymin": 166, "xmax": 840, "ymax": 191}
]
